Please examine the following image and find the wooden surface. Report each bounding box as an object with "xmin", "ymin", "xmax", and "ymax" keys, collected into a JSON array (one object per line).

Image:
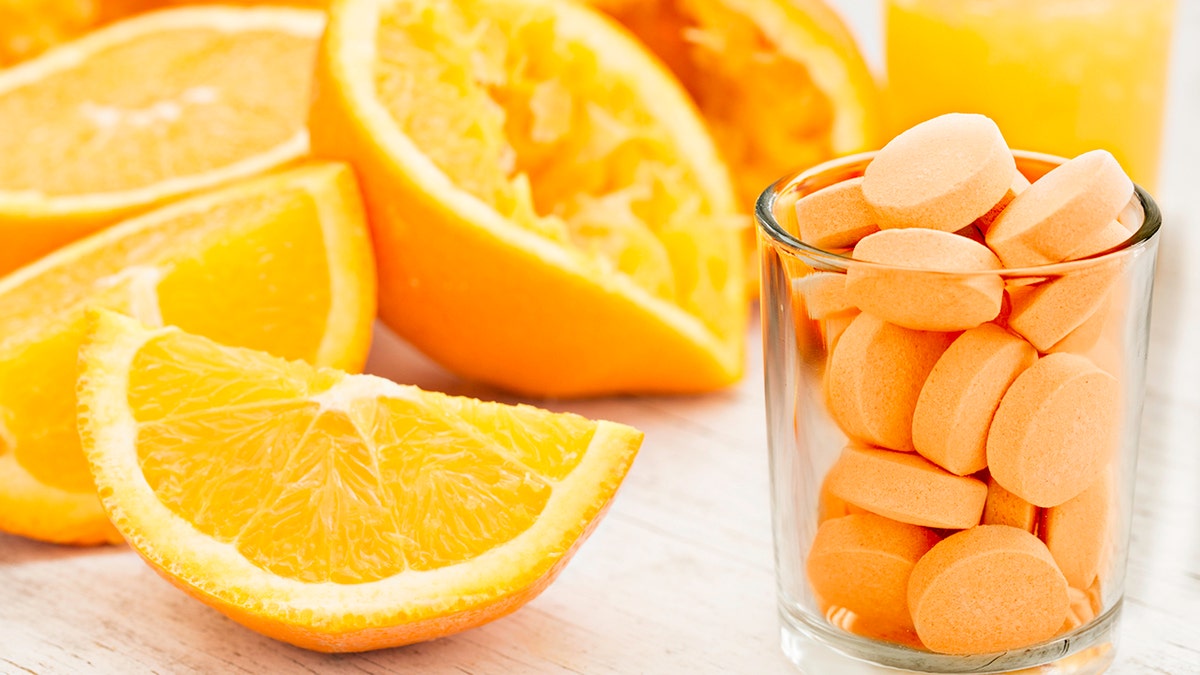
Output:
[{"xmin": 4, "ymin": 5, "xmax": 1200, "ymax": 675}]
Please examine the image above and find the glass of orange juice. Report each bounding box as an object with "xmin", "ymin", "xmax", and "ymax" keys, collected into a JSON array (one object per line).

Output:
[{"xmin": 884, "ymin": 0, "xmax": 1176, "ymax": 191}]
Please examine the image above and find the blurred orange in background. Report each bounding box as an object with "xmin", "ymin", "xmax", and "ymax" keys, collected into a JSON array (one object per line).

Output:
[
  {"xmin": 0, "ymin": 0, "xmax": 327, "ymax": 67},
  {"xmin": 0, "ymin": 5, "xmax": 321, "ymax": 274},
  {"xmin": 591, "ymin": 0, "xmax": 882, "ymax": 296}
]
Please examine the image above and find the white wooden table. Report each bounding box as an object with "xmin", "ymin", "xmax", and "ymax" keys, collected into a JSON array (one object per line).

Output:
[{"xmin": 4, "ymin": 4, "xmax": 1200, "ymax": 674}]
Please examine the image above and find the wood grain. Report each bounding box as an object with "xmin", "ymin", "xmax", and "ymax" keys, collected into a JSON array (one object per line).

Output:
[{"xmin": 3, "ymin": 3, "xmax": 1200, "ymax": 673}]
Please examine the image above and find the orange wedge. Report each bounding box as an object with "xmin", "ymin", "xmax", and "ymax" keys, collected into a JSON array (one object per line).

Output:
[
  {"xmin": 78, "ymin": 310, "xmax": 642, "ymax": 652},
  {"xmin": 0, "ymin": 163, "xmax": 375, "ymax": 545},
  {"xmin": 310, "ymin": 0, "xmax": 746, "ymax": 397},
  {"xmin": 0, "ymin": 1, "xmax": 156, "ymax": 66},
  {"xmin": 589, "ymin": 0, "xmax": 882, "ymax": 294},
  {"xmin": 0, "ymin": 6, "xmax": 323, "ymax": 275}
]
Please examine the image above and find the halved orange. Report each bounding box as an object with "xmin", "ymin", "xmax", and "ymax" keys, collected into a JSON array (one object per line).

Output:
[
  {"xmin": 591, "ymin": 0, "xmax": 882, "ymax": 208},
  {"xmin": 78, "ymin": 310, "xmax": 642, "ymax": 652},
  {"xmin": 310, "ymin": 0, "xmax": 746, "ymax": 397},
  {"xmin": 0, "ymin": 6, "xmax": 323, "ymax": 275},
  {"xmin": 590, "ymin": 0, "xmax": 882, "ymax": 296},
  {"xmin": 0, "ymin": 162, "xmax": 375, "ymax": 544}
]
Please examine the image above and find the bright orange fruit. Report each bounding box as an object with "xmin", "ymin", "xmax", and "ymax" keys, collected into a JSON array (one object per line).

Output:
[
  {"xmin": 0, "ymin": 163, "xmax": 375, "ymax": 544},
  {"xmin": 78, "ymin": 310, "xmax": 642, "ymax": 651},
  {"xmin": 310, "ymin": 0, "xmax": 747, "ymax": 397},
  {"xmin": 0, "ymin": 6, "xmax": 323, "ymax": 275},
  {"xmin": 590, "ymin": 0, "xmax": 882, "ymax": 294}
]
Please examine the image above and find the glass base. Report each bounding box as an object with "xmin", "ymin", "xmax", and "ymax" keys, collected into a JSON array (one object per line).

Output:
[{"xmin": 779, "ymin": 600, "xmax": 1119, "ymax": 675}]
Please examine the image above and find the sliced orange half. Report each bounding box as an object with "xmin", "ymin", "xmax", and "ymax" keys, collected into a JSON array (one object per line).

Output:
[
  {"xmin": 0, "ymin": 162, "xmax": 375, "ymax": 545},
  {"xmin": 78, "ymin": 310, "xmax": 642, "ymax": 652},
  {"xmin": 590, "ymin": 0, "xmax": 882, "ymax": 296},
  {"xmin": 311, "ymin": 0, "xmax": 746, "ymax": 397},
  {"xmin": 592, "ymin": 0, "xmax": 882, "ymax": 207},
  {"xmin": 0, "ymin": 6, "xmax": 324, "ymax": 275}
]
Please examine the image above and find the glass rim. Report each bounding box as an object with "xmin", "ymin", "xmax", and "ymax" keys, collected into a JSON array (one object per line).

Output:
[{"xmin": 755, "ymin": 149, "xmax": 1162, "ymax": 276}]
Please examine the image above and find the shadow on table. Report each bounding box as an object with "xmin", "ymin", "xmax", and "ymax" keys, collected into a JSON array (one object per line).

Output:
[{"xmin": 0, "ymin": 531, "xmax": 127, "ymax": 566}]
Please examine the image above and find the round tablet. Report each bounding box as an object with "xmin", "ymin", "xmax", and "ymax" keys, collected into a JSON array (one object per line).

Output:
[
  {"xmin": 1065, "ymin": 219, "xmax": 1130, "ymax": 261},
  {"xmin": 1045, "ymin": 293, "xmax": 1111, "ymax": 356},
  {"xmin": 795, "ymin": 176, "xmax": 880, "ymax": 249},
  {"xmin": 981, "ymin": 474, "xmax": 1039, "ymax": 533},
  {"xmin": 976, "ymin": 171, "xmax": 1030, "ymax": 231},
  {"xmin": 908, "ymin": 525, "xmax": 1069, "ymax": 655},
  {"xmin": 986, "ymin": 353, "xmax": 1120, "ymax": 507},
  {"xmin": 807, "ymin": 513, "xmax": 941, "ymax": 625},
  {"xmin": 818, "ymin": 476, "xmax": 869, "ymax": 523},
  {"xmin": 863, "ymin": 113, "xmax": 1017, "ymax": 232},
  {"xmin": 1061, "ymin": 585, "xmax": 1099, "ymax": 634},
  {"xmin": 912, "ymin": 324, "xmax": 1038, "ymax": 475},
  {"xmin": 1117, "ymin": 196, "xmax": 1144, "ymax": 231},
  {"xmin": 794, "ymin": 272, "xmax": 856, "ymax": 320},
  {"xmin": 847, "ymin": 229, "xmax": 1004, "ymax": 331},
  {"xmin": 1007, "ymin": 260, "xmax": 1119, "ymax": 352},
  {"xmin": 1041, "ymin": 471, "xmax": 1112, "ymax": 588},
  {"xmin": 824, "ymin": 605, "xmax": 924, "ymax": 649},
  {"xmin": 827, "ymin": 313, "xmax": 955, "ymax": 451},
  {"xmin": 820, "ymin": 313, "xmax": 858, "ymax": 354},
  {"xmin": 985, "ymin": 150, "xmax": 1134, "ymax": 267},
  {"xmin": 825, "ymin": 445, "xmax": 987, "ymax": 529}
]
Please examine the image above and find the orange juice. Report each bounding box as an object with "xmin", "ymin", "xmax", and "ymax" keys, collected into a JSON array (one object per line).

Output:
[{"xmin": 885, "ymin": 0, "xmax": 1175, "ymax": 190}]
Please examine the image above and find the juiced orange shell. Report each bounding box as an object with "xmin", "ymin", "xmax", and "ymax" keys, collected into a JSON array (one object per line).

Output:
[{"xmin": 907, "ymin": 525, "xmax": 1069, "ymax": 655}]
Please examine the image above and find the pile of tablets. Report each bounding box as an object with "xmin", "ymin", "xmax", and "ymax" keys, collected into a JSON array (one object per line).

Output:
[{"xmin": 795, "ymin": 113, "xmax": 1133, "ymax": 655}]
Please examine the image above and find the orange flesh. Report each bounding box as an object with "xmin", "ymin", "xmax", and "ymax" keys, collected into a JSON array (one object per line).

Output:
[
  {"xmin": 372, "ymin": 0, "xmax": 738, "ymax": 342},
  {"xmin": 593, "ymin": 0, "xmax": 836, "ymax": 205},
  {"xmin": 0, "ymin": 190, "xmax": 332, "ymax": 493},
  {"xmin": 0, "ymin": 28, "xmax": 314, "ymax": 195},
  {"xmin": 129, "ymin": 332, "xmax": 599, "ymax": 583}
]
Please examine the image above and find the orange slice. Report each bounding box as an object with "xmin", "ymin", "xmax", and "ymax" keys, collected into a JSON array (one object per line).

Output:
[
  {"xmin": 0, "ymin": 6, "xmax": 323, "ymax": 275},
  {"xmin": 0, "ymin": 1, "xmax": 147, "ymax": 67},
  {"xmin": 310, "ymin": 0, "xmax": 746, "ymax": 397},
  {"xmin": 77, "ymin": 310, "xmax": 642, "ymax": 652},
  {"xmin": 0, "ymin": 163, "xmax": 375, "ymax": 544},
  {"xmin": 589, "ymin": 0, "xmax": 883, "ymax": 294}
]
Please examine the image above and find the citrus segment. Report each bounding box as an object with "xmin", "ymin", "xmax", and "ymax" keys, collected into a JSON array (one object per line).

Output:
[
  {"xmin": 311, "ymin": 0, "xmax": 746, "ymax": 396},
  {"xmin": 0, "ymin": 6, "xmax": 323, "ymax": 275},
  {"xmin": 0, "ymin": 163, "xmax": 375, "ymax": 544},
  {"xmin": 78, "ymin": 310, "xmax": 643, "ymax": 651}
]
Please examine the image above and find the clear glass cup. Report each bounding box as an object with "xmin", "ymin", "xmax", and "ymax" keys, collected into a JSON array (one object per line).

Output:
[
  {"xmin": 883, "ymin": 0, "xmax": 1177, "ymax": 193},
  {"xmin": 757, "ymin": 152, "xmax": 1161, "ymax": 674}
]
